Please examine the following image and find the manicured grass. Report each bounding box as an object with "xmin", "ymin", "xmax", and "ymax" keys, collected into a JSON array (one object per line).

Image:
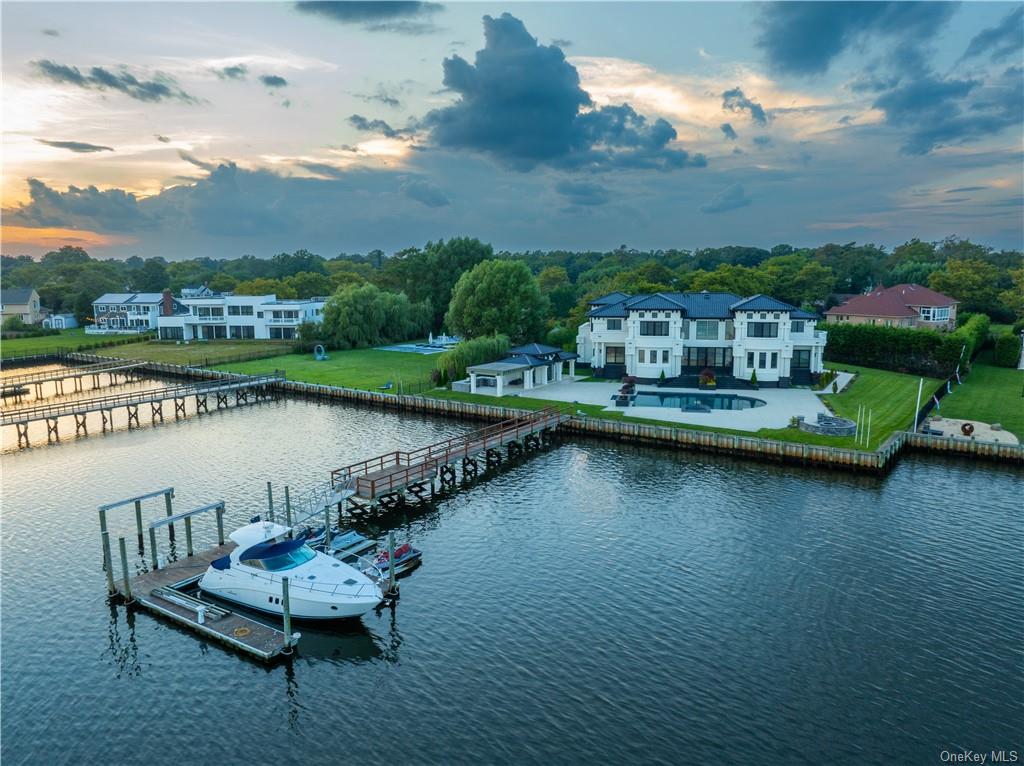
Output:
[
  {"xmin": 937, "ymin": 352, "xmax": 1024, "ymax": 438},
  {"xmin": 0, "ymin": 328, "xmax": 147, "ymax": 358},
  {"xmin": 93, "ymin": 340, "xmax": 293, "ymax": 366},
  {"xmin": 215, "ymin": 347, "xmax": 440, "ymax": 391},
  {"xmin": 428, "ymin": 364, "xmax": 941, "ymax": 450}
]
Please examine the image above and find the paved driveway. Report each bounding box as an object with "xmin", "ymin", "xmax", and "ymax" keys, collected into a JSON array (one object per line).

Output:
[{"xmin": 515, "ymin": 378, "xmax": 832, "ymax": 431}]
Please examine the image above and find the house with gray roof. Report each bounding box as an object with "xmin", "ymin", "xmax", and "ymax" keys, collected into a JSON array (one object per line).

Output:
[
  {"xmin": 90, "ymin": 292, "xmax": 168, "ymax": 333},
  {"xmin": 577, "ymin": 290, "xmax": 827, "ymax": 386},
  {"xmin": 1, "ymin": 288, "xmax": 42, "ymax": 325}
]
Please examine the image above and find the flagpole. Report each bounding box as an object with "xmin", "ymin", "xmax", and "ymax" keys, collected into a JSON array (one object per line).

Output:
[{"xmin": 913, "ymin": 377, "xmax": 924, "ymax": 433}]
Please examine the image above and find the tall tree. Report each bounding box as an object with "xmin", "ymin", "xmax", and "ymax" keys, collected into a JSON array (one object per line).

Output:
[
  {"xmin": 928, "ymin": 259, "xmax": 1002, "ymax": 315},
  {"xmin": 445, "ymin": 259, "xmax": 547, "ymax": 343}
]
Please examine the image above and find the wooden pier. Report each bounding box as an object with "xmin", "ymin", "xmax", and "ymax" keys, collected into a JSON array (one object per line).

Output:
[
  {"xmin": 330, "ymin": 406, "xmax": 569, "ymax": 510},
  {"xmin": 1, "ymin": 360, "xmax": 147, "ymax": 398},
  {"xmin": 3, "ymin": 372, "xmax": 283, "ymax": 446},
  {"xmin": 100, "ymin": 489, "xmax": 298, "ymax": 662}
]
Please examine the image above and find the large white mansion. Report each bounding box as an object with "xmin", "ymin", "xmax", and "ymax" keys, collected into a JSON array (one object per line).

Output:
[{"xmin": 576, "ymin": 291, "xmax": 828, "ymax": 386}]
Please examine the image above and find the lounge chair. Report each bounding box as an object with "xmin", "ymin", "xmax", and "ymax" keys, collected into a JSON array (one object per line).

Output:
[{"xmin": 378, "ymin": 381, "xmax": 393, "ymax": 391}]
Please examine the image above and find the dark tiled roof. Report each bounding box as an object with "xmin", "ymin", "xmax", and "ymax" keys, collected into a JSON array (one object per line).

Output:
[
  {"xmin": 1, "ymin": 288, "xmax": 37, "ymax": 304},
  {"xmin": 668, "ymin": 292, "xmax": 743, "ymax": 318},
  {"xmin": 510, "ymin": 342, "xmax": 563, "ymax": 356},
  {"xmin": 791, "ymin": 308, "xmax": 820, "ymax": 320},
  {"xmin": 588, "ymin": 291, "xmax": 630, "ymax": 305},
  {"xmin": 624, "ymin": 293, "xmax": 686, "ymax": 311},
  {"xmin": 730, "ymin": 294, "xmax": 801, "ymax": 312},
  {"xmin": 588, "ymin": 302, "xmax": 628, "ymax": 318}
]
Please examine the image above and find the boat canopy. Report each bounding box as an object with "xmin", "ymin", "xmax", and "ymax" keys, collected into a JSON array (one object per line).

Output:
[
  {"xmin": 229, "ymin": 521, "xmax": 290, "ymax": 548},
  {"xmin": 238, "ymin": 537, "xmax": 307, "ymax": 561}
]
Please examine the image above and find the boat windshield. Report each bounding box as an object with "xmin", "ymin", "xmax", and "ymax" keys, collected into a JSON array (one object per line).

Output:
[{"xmin": 261, "ymin": 545, "xmax": 316, "ymax": 571}]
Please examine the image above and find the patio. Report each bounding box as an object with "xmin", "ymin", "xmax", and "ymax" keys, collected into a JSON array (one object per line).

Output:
[{"xmin": 507, "ymin": 378, "xmax": 836, "ymax": 431}]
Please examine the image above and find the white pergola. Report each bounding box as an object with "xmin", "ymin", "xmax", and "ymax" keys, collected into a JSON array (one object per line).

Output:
[{"xmin": 466, "ymin": 355, "xmax": 576, "ymax": 396}]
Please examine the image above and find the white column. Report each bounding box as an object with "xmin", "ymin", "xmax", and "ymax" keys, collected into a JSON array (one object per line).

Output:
[
  {"xmin": 569, "ymin": 360, "xmax": 576, "ymax": 376},
  {"xmin": 470, "ymin": 372, "xmax": 477, "ymax": 394},
  {"xmin": 496, "ymin": 374, "xmax": 504, "ymax": 396},
  {"xmin": 524, "ymin": 369, "xmax": 533, "ymax": 390}
]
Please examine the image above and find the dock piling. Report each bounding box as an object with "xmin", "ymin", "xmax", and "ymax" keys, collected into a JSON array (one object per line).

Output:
[
  {"xmin": 134, "ymin": 500, "xmax": 144, "ymax": 547},
  {"xmin": 387, "ymin": 532, "xmax": 396, "ymax": 594},
  {"xmin": 281, "ymin": 577, "xmax": 293, "ymax": 655},
  {"xmin": 284, "ymin": 486, "xmax": 292, "ymax": 530},
  {"xmin": 266, "ymin": 482, "xmax": 275, "ymax": 523},
  {"xmin": 216, "ymin": 505, "xmax": 225, "ymax": 545},
  {"xmin": 184, "ymin": 516, "xmax": 194, "ymax": 557},
  {"xmin": 101, "ymin": 528, "xmax": 115, "ymax": 595},
  {"xmin": 323, "ymin": 506, "xmax": 332, "ymax": 550},
  {"xmin": 164, "ymin": 491, "xmax": 175, "ymax": 542},
  {"xmin": 118, "ymin": 536, "xmax": 133, "ymax": 604},
  {"xmin": 148, "ymin": 526, "xmax": 158, "ymax": 570}
]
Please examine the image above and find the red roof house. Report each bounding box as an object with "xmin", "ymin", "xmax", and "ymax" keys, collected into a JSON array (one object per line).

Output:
[{"xmin": 825, "ymin": 284, "xmax": 958, "ymax": 330}]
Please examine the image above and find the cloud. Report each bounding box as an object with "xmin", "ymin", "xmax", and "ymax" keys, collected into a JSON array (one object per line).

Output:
[
  {"xmin": 755, "ymin": 1, "xmax": 957, "ymax": 76},
  {"xmin": 422, "ymin": 13, "xmax": 705, "ymax": 172},
  {"xmin": 960, "ymin": 6, "xmax": 1023, "ymax": 63},
  {"xmin": 700, "ymin": 184, "xmax": 752, "ymax": 214},
  {"xmin": 551, "ymin": 38, "xmax": 572, "ymax": 48},
  {"xmin": 31, "ymin": 59, "xmax": 197, "ymax": 103},
  {"xmin": 722, "ymin": 87, "xmax": 768, "ymax": 125},
  {"xmin": 7, "ymin": 178, "xmax": 150, "ymax": 231},
  {"xmin": 177, "ymin": 150, "xmax": 219, "ymax": 172},
  {"xmin": 35, "ymin": 139, "xmax": 114, "ymax": 153},
  {"xmin": 347, "ymin": 114, "xmax": 410, "ymax": 139},
  {"xmin": 354, "ymin": 86, "xmax": 402, "ymax": 108},
  {"xmin": 155, "ymin": 134, "xmax": 171, "ymax": 143},
  {"xmin": 400, "ymin": 177, "xmax": 449, "ymax": 207},
  {"xmin": 945, "ymin": 186, "xmax": 986, "ymax": 193},
  {"xmin": 259, "ymin": 74, "xmax": 288, "ymax": 88},
  {"xmin": 555, "ymin": 180, "xmax": 609, "ymax": 206},
  {"xmin": 294, "ymin": 1, "xmax": 443, "ymax": 34},
  {"xmin": 42, "ymin": 28, "xmax": 59, "ymax": 37},
  {"xmin": 720, "ymin": 123, "xmax": 738, "ymax": 140},
  {"xmin": 872, "ymin": 66, "xmax": 1023, "ymax": 154},
  {"xmin": 214, "ymin": 64, "xmax": 248, "ymax": 80},
  {"xmin": 752, "ymin": 135, "xmax": 772, "ymax": 147}
]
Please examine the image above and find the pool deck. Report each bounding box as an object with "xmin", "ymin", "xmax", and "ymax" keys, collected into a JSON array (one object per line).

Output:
[{"xmin": 501, "ymin": 379, "xmax": 833, "ymax": 431}]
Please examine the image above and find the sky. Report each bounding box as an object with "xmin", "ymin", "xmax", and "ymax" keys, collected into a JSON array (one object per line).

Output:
[{"xmin": 2, "ymin": 1, "xmax": 1022, "ymax": 260}]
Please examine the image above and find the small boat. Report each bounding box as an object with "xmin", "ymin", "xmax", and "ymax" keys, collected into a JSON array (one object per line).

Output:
[
  {"xmin": 328, "ymin": 529, "xmax": 376, "ymax": 558},
  {"xmin": 368, "ymin": 543, "xmax": 422, "ymax": 578},
  {"xmin": 199, "ymin": 522, "xmax": 383, "ymax": 619}
]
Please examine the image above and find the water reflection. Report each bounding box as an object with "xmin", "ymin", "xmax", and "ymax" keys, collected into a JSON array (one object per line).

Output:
[{"xmin": 103, "ymin": 603, "xmax": 142, "ymax": 679}]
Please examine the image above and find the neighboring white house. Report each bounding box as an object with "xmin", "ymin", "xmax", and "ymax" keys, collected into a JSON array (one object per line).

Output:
[
  {"xmin": 576, "ymin": 291, "xmax": 828, "ymax": 387},
  {"xmin": 89, "ymin": 293, "xmax": 167, "ymax": 333},
  {"xmin": 156, "ymin": 291, "xmax": 327, "ymax": 340},
  {"xmin": 42, "ymin": 313, "xmax": 78, "ymax": 330}
]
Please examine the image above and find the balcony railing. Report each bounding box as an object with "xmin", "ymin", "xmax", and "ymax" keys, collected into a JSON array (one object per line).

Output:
[
  {"xmin": 190, "ymin": 314, "xmax": 226, "ymax": 322},
  {"xmin": 266, "ymin": 316, "xmax": 302, "ymax": 324}
]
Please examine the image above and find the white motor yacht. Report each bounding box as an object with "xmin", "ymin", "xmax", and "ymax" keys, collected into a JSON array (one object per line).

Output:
[{"xmin": 198, "ymin": 522, "xmax": 383, "ymax": 619}]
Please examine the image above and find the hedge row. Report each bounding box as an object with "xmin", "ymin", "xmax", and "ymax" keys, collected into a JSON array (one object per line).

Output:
[
  {"xmin": 993, "ymin": 333, "xmax": 1022, "ymax": 368},
  {"xmin": 435, "ymin": 335, "xmax": 511, "ymax": 386},
  {"xmin": 824, "ymin": 314, "xmax": 990, "ymax": 376}
]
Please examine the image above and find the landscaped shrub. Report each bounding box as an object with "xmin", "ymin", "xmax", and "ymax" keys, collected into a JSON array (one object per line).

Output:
[
  {"xmin": 993, "ymin": 332, "xmax": 1022, "ymax": 368},
  {"xmin": 824, "ymin": 315, "xmax": 989, "ymax": 376},
  {"xmin": 815, "ymin": 369, "xmax": 837, "ymax": 390},
  {"xmin": 435, "ymin": 334, "xmax": 511, "ymax": 385}
]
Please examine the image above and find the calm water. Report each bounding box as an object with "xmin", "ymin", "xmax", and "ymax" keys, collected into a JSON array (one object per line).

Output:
[{"xmin": 1, "ymin": 386, "xmax": 1022, "ymax": 765}]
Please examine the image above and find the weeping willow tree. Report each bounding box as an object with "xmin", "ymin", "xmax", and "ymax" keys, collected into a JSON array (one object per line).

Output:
[
  {"xmin": 321, "ymin": 283, "xmax": 432, "ymax": 349},
  {"xmin": 435, "ymin": 335, "xmax": 510, "ymax": 386}
]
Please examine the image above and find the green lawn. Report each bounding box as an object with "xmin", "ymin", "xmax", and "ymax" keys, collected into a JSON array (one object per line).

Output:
[
  {"xmin": 428, "ymin": 364, "xmax": 940, "ymax": 450},
  {"xmin": 937, "ymin": 352, "xmax": 1024, "ymax": 438},
  {"xmin": 0, "ymin": 328, "xmax": 150, "ymax": 359},
  {"xmin": 91, "ymin": 339, "xmax": 294, "ymax": 366},
  {"xmin": 216, "ymin": 347, "xmax": 440, "ymax": 391}
]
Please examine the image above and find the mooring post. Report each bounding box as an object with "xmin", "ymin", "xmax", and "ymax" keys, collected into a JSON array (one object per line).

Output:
[
  {"xmin": 284, "ymin": 485, "xmax": 292, "ymax": 530},
  {"xmin": 387, "ymin": 531, "xmax": 396, "ymax": 594},
  {"xmin": 323, "ymin": 506, "xmax": 332, "ymax": 551},
  {"xmin": 267, "ymin": 481, "xmax": 275, "ymax": 523},
  {"xmin": 184, "ymin": 516, "xmax": 194, "ymax": 557},
  {"xmin": 866, "ymin": 410, "xmax": 873, "ymax": 450},
  {"xmin": 216, "ymin": 504, "xmax": 225, "ymax": 545},
  {"xmin": 148, "ymin": 526, "xmax": 159, "ymax": 569},
  {"xmin": 281, "ymin": 576, "xmax": 293, "ymax": 654},
  {"xmin": 134, "ymin": 499, "xmax": 144, "ymax": 545},
  {"xmin": 164, "ymin": 491, "xmax": 175, "ymax": 542},
  {"xmin": 101, "ymin": 529, "xmax": 115, "ymax": 595},
  {"xmin": 118, "ymin": 536, "xmax": 133, "ymax": 604}
]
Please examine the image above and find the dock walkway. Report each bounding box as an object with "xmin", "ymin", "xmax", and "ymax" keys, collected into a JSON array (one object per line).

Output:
[{"xmin": 1, "ymin": 360, "xmax": 147, "ymax": 397}]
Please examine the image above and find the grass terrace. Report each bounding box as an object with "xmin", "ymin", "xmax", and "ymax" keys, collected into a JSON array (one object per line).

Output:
[
  {"xmin": 0, "ymin": 328, "xmax": 152, "ymax": 359},
  {"xmin": 938, "ymin": 352, "xmax": 1024, "ymax": 439},
  {"xmin": 91, "ymin": 339, "xmax": 294, "ymax": 366},
  {"xmin": 215, "ymin": 347, "xmax": 439, "ymax": 391}
]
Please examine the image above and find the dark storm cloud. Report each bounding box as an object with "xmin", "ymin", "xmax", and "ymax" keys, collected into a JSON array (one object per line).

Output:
[
  {"xmin": 214, "ymin": 64, "xmax": 248, "ymax": 80},
  {"xmin": 422, "ymin": 13, "xmax": 705, "ymax": 172},
  {"xmin": 755, "ymin": 1, "xmax": 957, "ymax": 76},
  {"xmin": 700, "ymin": 184, "xmax": 752, "ymax": 214},
  {"xmin": 720, "ymin": 123, "xmax": 738, "ymax": 140},
  {"xmin": 347, "ymin": 114, "xmax": 411, "ymax": 139},
  {"xmin": 400, "ymin": 178, "xmax": 450, "ymax": 207},
  {"xmin": 259, "ymin": 74, "xmax": 288, "ymax": 88},
  {"xmin": 722, "ymin": 88, "xmax": 768, "ymax": 125},
  {"xmin": 7, "ymin": 178, "xmax": 150, "ymax": 231},
  {"xmin": 35, "ymin": 139, "xmax": 114, "ymax": 153},
  {"xmin": 294, "ymin": 2, "xmax": 443, "ymax": 34},
  {"xmin": 31, "ymin": 59, "xmax": 197, "ymax": 103},
  {"xmin": 42, "ymin": 28, "xmax": 59, "ymax": 37},
  {"xmin": 177, "ymin": 150, "xmax": 219, "ymax": 172},
  {"xmin": 871, "ymin": 65, "xmax": 1023, "ymax": 154},
  {"xmin": 555, "ymin": 180, "xmax": 609, "ymax": 206},
  {"xmin": 960, "ymin": 6, "xmax": 1023, "ymax": 63}
]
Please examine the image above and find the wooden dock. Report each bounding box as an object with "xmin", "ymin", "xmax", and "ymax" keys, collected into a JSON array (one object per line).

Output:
[
  {"xmin": 3, "ymin": 372, "xmax": 283, "ymax": 446},
  {"xmin": 113, "ymin": 546, "xmax": 294, "ymax": 662},
  {"xmin": 331, "ymin": 406, "xmax": 569, "ymax": 502},
  {"xmin": 1, "ymin": 359, "xmax": 147, "ymax": 393}
]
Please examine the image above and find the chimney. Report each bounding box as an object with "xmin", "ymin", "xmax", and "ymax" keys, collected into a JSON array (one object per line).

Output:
[{"xmin": 162, "ymin": 288, "xmax": 174, "ymax": 317}]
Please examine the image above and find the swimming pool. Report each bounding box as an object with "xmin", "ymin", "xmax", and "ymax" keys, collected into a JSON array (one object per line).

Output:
[{"xmin": 628, "ymin": 391, "xmax": 767, "ymax": 410}]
